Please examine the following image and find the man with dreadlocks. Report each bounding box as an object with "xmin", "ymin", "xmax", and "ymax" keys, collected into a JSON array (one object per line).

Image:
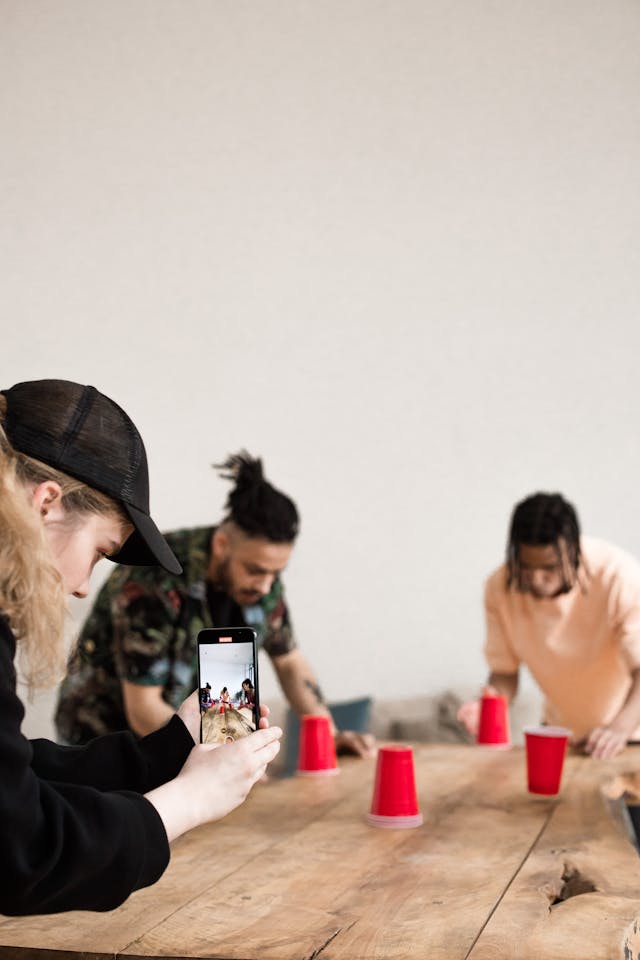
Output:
[
  {"xmin": 458, "ymin": 492, "xmax": 640, "ymax": 759},
  {"xmin": 55, "ymin": 452, "xmax": 373, "ymax": 758}
]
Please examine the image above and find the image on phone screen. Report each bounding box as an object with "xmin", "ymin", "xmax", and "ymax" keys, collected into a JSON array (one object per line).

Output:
[{"xmin": 197, "ymin": 628, "xmax": 259, "ymax": 745}]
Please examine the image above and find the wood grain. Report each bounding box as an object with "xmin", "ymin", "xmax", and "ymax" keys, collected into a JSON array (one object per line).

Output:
[{"xmin": 468, "ymin": 752, "xmax": 640, "ymax": 960}]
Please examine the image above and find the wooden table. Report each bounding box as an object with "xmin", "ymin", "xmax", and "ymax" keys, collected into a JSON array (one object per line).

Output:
[{"xmin": 3, "ymin": 744, "xmax": 640, "ymax": 960}]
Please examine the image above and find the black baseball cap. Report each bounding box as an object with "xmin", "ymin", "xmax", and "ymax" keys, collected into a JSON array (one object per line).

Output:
[{"xmin": 1, "ymin": 379, "xmax": 182, "ymax": 575}]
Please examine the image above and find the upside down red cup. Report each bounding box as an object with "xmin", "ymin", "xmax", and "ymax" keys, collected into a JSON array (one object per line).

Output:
[
  {"xmin": 297, "ymin": 715, "xmax": 339, "ymax": 777},
  {"xmin": 477, "ymin": 694, "xmax": 510, "ymax": 748},
  {"xmin": 524, "ymin": 725, "xmax": 571, "ymax": 796},
  {"xmin": 367, "ymin": 745, "xmax": 423, "ymax": 829}
]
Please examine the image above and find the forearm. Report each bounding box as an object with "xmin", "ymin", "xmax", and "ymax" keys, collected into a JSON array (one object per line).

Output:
[
  {"xmin": 488, "ymin": 671, "xmax": 519, "ymax": 704},
  {"xmin": 122, "ymin": 681, "xmax": 176, "ymax": 738},
  {"xmin": 273, "ymin": 652, "xmax": 335, "ymax": 732},
  {"xmin": 612, "ymin": 669, "xmax": 640, "ymax": 733},
  {"xmin": 130, "ymin": 702, "xmax": 174, "ymax": 737},
  {"xmin": 280, "ymin": 670, "xmax": 331, "ymax": 718}
]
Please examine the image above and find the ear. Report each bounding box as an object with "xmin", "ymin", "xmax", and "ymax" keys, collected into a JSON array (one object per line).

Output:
[
  {"xmin": 31, "ymin": 481, "xmax": 64, "ymax": 518},
  {"xmin": 212, "ymin": 527, "xmax": 230, "ymax": 560}
]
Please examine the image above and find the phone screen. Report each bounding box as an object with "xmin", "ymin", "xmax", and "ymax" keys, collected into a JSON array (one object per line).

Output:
[{"xmin": 196, "ymin": 628, "xmax": 259, "ymax": 745}]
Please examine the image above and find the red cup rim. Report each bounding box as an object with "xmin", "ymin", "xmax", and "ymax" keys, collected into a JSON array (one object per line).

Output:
[
  {"xmin": 524, "ymin": 725, "xmax": 572, "ymax": 738},
  {"xmin": 366, "ymin": 812, "xmax": 423, "ymax": 829},
  {"xmin": 296, "ymin": 767, "xmax": 340, "ymax": 778}
]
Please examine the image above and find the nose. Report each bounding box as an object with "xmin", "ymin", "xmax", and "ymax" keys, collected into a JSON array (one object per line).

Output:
[
  {"xmin": 73, "ymin": 578, "xmax": 91, "ymax": 599},
  {"xmin": 255, "ymin": 573, "xmax": 274, "ymax": 596},
  {"xmin": 529, "ymin": 569, "xmax": 549, "ymax": 591}
]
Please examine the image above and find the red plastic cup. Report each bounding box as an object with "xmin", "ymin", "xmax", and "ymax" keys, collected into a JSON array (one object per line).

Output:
[
  {"xmin": 477, "ymin": 694, "xmax": 510, "ymax": 748},
  {"xmin": 366, "ymin": 745, "xmax": 423, "ymax": 829},
  {"xmin": 296, "ymin": 715, "xmax": 339, "ymax": 777},
  {"xmin": 524, "ymin": 725, "xmax": 571, "ymax": 796}
]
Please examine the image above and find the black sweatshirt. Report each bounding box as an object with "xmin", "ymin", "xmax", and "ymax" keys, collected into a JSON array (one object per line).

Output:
[{"xmin": 0, "ymin": 616, "xmax": 194, "ymax": 915}]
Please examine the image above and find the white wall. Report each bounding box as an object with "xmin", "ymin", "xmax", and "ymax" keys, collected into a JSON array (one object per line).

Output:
[{"xmin": 3, "ymin": 1, "xmax": 640, "ymax": 738}]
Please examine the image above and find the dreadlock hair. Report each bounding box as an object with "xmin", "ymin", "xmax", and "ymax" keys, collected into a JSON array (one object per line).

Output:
[
  {"xmin": 506, "ymin": 492, "xmax": 583, "ymax": 592},
  {"xmin": 215, "ymin": 451, "xmax": 299, "ymax": 544}
]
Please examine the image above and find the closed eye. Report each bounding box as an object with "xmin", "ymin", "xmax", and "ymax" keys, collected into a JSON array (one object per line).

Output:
[{"xmin": 98, "ymin": 539, "xmax": 122, "ymax": 560}]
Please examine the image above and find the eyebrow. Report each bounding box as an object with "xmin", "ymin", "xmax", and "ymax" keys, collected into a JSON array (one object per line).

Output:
[
  {"xmin": 245, "ymin": 562, "xmax": 284, "ymax": 575},
  {"xmin": 520, "ymin": 560, "xmax": 561, "ymax": 569}
]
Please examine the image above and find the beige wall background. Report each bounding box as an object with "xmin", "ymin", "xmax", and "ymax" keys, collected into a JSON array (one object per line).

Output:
[{"xmin": 2, "ymin": 1, "xmax": 640, "ymax": 739}]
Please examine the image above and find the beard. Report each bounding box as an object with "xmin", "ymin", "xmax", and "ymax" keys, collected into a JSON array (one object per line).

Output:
[
  {"xmin": 210, "ymin": 555, "xmax": 232, "ymax": 594},
  {"xmin": 210, "ymin": 556, "xmax": 261, "ymax": 606}
]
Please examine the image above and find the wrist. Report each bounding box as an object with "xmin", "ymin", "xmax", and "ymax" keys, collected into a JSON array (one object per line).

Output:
[
  {"xmin": 146, "ymin": 757, "xmax": 203, "ymax": 842},
  {"xmin": 146, "ymin": 777, "xmax": 193, "ymax": 843},
  {"xmin": 611, "ymin": 715, "xmax": 635, "ymax": 739}
]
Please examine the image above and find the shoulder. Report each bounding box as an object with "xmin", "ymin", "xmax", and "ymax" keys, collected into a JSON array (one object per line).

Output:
[
  {"xmin": 484, "ymin": 564, "xmax": 508, "ymax": 600},
  {"xmin": 581, "ymin": 536, "xmax": 640, "ymax": 588}
]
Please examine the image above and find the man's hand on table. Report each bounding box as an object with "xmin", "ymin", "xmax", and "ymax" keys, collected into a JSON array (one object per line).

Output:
[
  {"xmin": 335, "ymin": 729, "xmax": 376, "ymax": 757},
  {"xmin": 583, "ymin": 667, "xmax": 640, "ymax": 759},
  {"xmin": 456, "ymin": 685, "xmax": 501, "ymax": 738},
  {"xmin": 457, "ymin": 699, "xmax": 480, "ymax": 737},
  {"xmin": 583, "ymin": 722, "xmax": 631, "ymax": 760}
]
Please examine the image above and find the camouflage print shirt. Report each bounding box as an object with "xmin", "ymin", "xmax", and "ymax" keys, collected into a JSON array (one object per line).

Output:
[{"xmin": 55, "ymin": 527, "xmax": 296, "ymax": 745}]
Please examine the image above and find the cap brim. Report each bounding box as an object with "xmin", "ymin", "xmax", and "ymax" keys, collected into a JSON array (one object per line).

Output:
[{"xmin": 109, "ymin": 503, "xmax": 182, "ymax": 575}]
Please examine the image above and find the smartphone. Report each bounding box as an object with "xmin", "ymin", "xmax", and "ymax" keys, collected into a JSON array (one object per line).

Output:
[{"xmin": 196, "ymin": 627, "xmax": 260, "ymax": 745}]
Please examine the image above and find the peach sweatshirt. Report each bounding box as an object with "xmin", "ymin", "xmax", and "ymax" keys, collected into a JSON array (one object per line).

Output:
[{"xmin": 484, "ymin": 537, "xmax": 640, "ymax": 740}]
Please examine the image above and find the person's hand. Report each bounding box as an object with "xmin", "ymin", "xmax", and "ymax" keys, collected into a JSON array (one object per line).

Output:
[
  {"xmin": 456, "ymin": 685, "xmax": 499, "ymax": 737},
  {"xmin": 335, "ymin": 730, "xmax": 376, "ymax": 758},
  {"xmin": 179, "ymin": 727, "xmax": 282, "ymax": 825},
  {"xmin": 178, "ymin": 690, "xmax": 271, "ymax": 743},
  {"xmin": 457, "ymin": 699, "xmax": 480, "ymax": 736},
  {"xmin": 584, "ymin": 723, "xmax": 630, "ymax": 760},
  {"xmin": 147, "ymin": 725, "xmax": 282, "ymax": 841}
]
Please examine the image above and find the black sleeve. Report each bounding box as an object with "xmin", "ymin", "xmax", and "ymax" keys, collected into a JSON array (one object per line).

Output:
[
  {"xmin": 30, "ymin": 715, "xmax": 194, "ymax": 792},
  {"xmin": 0, "ymin": 619, "xmax": 190, "ymax": 916}
]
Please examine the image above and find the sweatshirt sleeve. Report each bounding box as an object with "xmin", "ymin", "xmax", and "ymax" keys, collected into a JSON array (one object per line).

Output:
[
  {"xmin": 608, "ymin": 551, "xmax": 640, "ymax": 671},
  {"xmin": 0, "ymin": 619, "xmax": 186, "ymax": 915},
  {"xmin": 483, "ymin": 572, "xmax": 520, "ymax": 674}
]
